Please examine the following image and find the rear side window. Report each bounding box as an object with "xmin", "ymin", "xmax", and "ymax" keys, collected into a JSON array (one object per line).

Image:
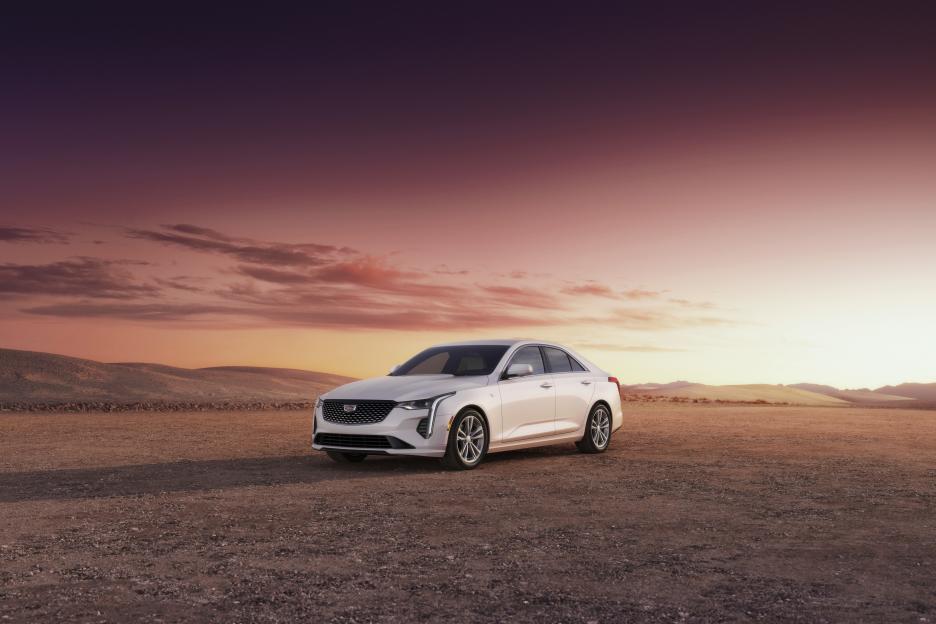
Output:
[
  {"xmin": 543, "ymin": 347, "xmax": 572, "ymax": 373},
  {"xmin": 508, "ymin": 346, "xmax": 546, "ymax": 375},
  {"xmin": 569, "ymin": 357, "xmax": 587, "ymax": 372}
]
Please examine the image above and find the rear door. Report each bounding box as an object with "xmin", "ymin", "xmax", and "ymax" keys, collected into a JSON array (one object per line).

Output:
[
  {"xmin": 497, "ymin": 346, "xmax": 556, "ymax": 441},
  {"xmin": 543, "ymin": 347, "xmax": 595, "ymax": 434}
]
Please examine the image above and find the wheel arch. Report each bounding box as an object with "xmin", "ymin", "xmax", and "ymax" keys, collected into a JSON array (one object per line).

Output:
[
  {"xmin": 456, "ymin": 403, "xmax": 490, "ymax": 432},
  {"xmin": 591, "ymin": 398, "xmax": 612, "ymax": 414}
]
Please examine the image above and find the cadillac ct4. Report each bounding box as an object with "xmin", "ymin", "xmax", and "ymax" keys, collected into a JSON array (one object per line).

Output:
[{"xmin": 312, "ymin": 340, "xmax": 623, "ymax": 470}]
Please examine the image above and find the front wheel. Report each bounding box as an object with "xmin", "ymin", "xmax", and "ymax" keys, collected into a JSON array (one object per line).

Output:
[
  {"xmin": 576, "ymin": 404, "xmax": 612, "ymax": 453},
  {"xmin": 442, "ymin": 409, "xmax": 488, "ymax": 470},
  {"xmin": 326, "ymin": 451, "xmax": 367, "ymax": 463}
]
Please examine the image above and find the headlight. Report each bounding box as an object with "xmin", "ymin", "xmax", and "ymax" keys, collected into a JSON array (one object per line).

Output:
[
  {"xmin": 397, "ymin": 397, "xmax": 433, "ymax": 410},
  {"xmin": 398, "ymin": 392, "xmax": 455, "ymax": 410},
  {"xmin": 314, "ymin": 396, "xmax": 323, "ymax": 409}
]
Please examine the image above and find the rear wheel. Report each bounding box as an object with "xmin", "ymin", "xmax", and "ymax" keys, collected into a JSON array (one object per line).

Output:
[
  {"xmin": 576, "ymin": 404, "xmax": 612, "ymax": 453},
  {"xmin": 326, "ymin": 451, "xmax": 367, "ymax": 463},
  {"xmin": 442, "ymin": 409, "xmax": 488, "ymax": 470}
]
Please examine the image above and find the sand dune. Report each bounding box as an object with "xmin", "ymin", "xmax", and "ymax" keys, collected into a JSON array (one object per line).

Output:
[
  {"xmin": 626, "ymin": 380, "xmax": 926, "ymax": 406},
  {"xmin": 3, "ymin": 347, "xmax": 932, "ymax": 409},
  {"xmin": 630, "ymin": 383, "xmax": 850, "ymax": 406},
  {"xmin": 790, "ymin": 383, "xmax": 914, "ymax": 404},
  {"xmin": 873, "ymin": 382, "xmax": 936, "ymax": 402},
  {"xmin": 0, "ymin": 348, "xmax": 354, "ymax": 404}
]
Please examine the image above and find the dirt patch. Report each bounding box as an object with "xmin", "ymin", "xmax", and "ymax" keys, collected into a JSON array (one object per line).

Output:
[{"xmin": 1, "ymin": 405, "xmax": 934, "ymax": 622}]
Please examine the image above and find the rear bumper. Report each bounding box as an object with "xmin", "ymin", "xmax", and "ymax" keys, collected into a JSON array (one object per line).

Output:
[{"xmin": 312, "ymin": 403, "xmax": 450, "ymax": 457}]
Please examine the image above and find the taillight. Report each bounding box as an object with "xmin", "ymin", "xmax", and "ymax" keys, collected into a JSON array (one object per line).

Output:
[{"xmin": 608, "ymin": 376, "xmax": 621, "ymax": 389}]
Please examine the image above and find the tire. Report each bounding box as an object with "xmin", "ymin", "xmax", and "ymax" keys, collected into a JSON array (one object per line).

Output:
[
  {"xmin": 441, "ymin": 409, "xmax": 489, "ymax": 470},
  {"xmin": 326, "ymin": 451, "xmax": 367, "ymax": 463},
  {"xmin": 576, "ymin": 403, "xmax": 612, "ymax": 453}
]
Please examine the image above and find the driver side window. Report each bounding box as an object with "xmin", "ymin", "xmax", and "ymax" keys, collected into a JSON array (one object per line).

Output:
[{"xmin": 507, "ymin": 346, "xmax": 546, "ymax": 376}]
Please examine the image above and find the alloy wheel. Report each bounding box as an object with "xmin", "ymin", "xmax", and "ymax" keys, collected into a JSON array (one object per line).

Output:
[
  {"xmin": 456, "ymin": 413, "xmax": 485, "ymax": 464},
  {"xmin": 590, "ymin": 406, "xmax": 610, "ymax": 448}
]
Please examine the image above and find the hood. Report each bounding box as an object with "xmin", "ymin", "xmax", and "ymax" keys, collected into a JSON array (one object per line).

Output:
[{"xmin": 324, "ymin": 374, "xmax": 488, "ymax": 401}]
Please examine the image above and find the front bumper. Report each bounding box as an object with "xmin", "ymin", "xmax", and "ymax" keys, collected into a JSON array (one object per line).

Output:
[{"xmin": 311, "ymin": 401, "xmax": 453, "ymax": 457}]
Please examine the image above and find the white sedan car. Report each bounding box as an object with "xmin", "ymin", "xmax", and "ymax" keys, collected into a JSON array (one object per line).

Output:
[{"xmin": 312, "ymin": 339, "xmax": 623, "ymax": 469}]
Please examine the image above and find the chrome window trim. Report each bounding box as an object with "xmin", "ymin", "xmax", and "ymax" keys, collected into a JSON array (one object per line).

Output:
[
  {"xmin": 500, "ymin": 344, "xmax": 549, "ymax": 380},
  {"xmin": 499, "ymin": 343, "xmax": 592, "ymax": 378}
]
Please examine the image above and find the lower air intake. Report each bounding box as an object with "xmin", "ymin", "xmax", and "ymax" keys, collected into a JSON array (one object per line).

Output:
[{"xmin": 315, "ymin": 433, "xmax": 413, "ymax": 450}]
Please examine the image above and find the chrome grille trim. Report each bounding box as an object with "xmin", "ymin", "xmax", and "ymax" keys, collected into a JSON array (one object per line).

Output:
[{"xmin": 322, "ymin": 400, "xmax": 397, "ymax": 425}]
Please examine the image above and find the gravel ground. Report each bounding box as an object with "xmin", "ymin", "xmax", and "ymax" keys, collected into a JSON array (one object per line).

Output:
[{"xmin": 1, "ymin": 405, "xmax": 934, "ymax": 623}]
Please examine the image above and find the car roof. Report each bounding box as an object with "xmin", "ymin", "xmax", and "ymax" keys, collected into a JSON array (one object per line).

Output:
[
  {"xmin": 423, "ymin": 339, "xmax": 606, "ymax": 374},
  {"xmin": 427, "ymin": 338, "xmax": 572, "ymax": 350},
  {"xmin": 427, "ymin": 338, "xmax": 534, "ymax": 347}
]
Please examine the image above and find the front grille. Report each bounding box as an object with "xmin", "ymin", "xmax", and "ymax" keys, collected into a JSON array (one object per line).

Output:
[
  {"xmin": 322, "ymin": 400, "xmax": 396, "ymax": 425},
  {"xmin": 315, "ymin": 433, "xmax": 412, "ymax": 449}
]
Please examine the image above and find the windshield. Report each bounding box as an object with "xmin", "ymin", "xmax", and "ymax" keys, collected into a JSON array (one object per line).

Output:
[{"xmin": 391, "ymin": 345, "xmax": 509, "ymax": 376}]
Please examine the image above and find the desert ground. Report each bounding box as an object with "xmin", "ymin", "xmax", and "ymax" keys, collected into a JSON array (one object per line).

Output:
[{"xmin": 1, "ymin": 404, "xmax": 935, "ymax": 623}]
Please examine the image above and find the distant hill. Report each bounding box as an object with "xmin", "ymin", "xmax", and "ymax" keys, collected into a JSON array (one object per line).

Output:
[
  {"xmin": 3, "ymin": 347, "xmax": 932, "ymax": 410},
  {"xmin": 626, "ymin": 381, "xmax": 926, "ymax": 407},
  {"xmin": 0, "ymin": 348, "xmax": 355, "ymax": 404},
  {"xmin": 789, "ymin": 383, "xmax": 840, "ymax": 395},
  {"xmin": 873, "ymin": 382, "xmax": 936, "ymax": 402},
  {"xmin": 625, "ymin": 383, "xmax": 849, "ymax": 406},
  {"xmin": 623, "ymin": 381, "xmax": 694, "ymax": 392},
  {"xmin": 790, "ymin": 383, "xmax": 914, "ymax": 404}
]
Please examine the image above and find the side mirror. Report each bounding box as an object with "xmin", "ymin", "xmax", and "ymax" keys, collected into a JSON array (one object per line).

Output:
[
  {"xmin": 389, "ymin": 364, "xmax": 400, "ymax": 374},
  {"xmin": 505, "ymin": 363, "xmax": 534, "ymax": 379}
]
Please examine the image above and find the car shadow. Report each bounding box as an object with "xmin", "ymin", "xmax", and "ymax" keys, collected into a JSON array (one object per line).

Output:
[
  {"xmin": 0, "ymin": 453, "xmax": 445, "ymax": 504},
  {"xmin": 0, "ymin": 444, "xmax": 597, "ymax": 504},
  {"xmin": 482, "ymin": 444, "xmax": 583, "ymax": 463}
]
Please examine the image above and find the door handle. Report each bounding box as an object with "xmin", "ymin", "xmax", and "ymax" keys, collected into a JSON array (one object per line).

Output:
[
  {"xmin": 540, "ymin": 383, "xmax": 553, "ymax": 389},
  {"xmin": 580, "ymin": 380, "xmax": 591, "ymax": 385}
]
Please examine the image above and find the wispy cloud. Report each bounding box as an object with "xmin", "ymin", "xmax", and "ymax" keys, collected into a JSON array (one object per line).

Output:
[
  {"xmin": 23, "ymin": 300, "xmax": 555, "ymax": 330},
  {"xmin": 126, "ymin": 225, "xmax": 350, "ymax": 267},
  {"xmin": 24, "ymin": 303, "xmax": 237, "ymax": 322},
  {"xmin": 234, "ymin": 259, "xmax": 459, "ymax": 298},
  {"xmin": 669, "ymin": 298, "xmax": 716, "ymax": 309},
  {"xmin": 0, "ymin": 258, "xmax": 158, "ymax": 299},
  {"xmin": 235, "ymin": 265, "xmax": 314, "ymax": 285},
  {"xmin": 479, "ymin": 285, "xmax": 559, "ymax": 309},
  {"xmin": 623, "ymin": 288, "xmax": 664, "ymax": 300},
  {"xmin": 153, "ymin": 277, "xmax": 205, "ymax": 293},
  {"xmin": 0, "ymin": 227, "xmax": 70, "ymax": 244},
  {"xmin": 6, "ymin": 224, "xmax": 735, "ymax": 334},
  {"xmin": 163, "ymin": 224, "xmax": 237, "ymax": 242},
  {"xmin": 562, "ymin": 282, "xmax": 619, "ymax": 298},
  {"xmin": 596, "ymin": 308, "xmax": 737, "ymax": 330},
  {"xmin": 315, "ymin": 258, "xmax": 421, "ymax": 289},
  {"xmin": 433, "ymin": 265, "xmax": 470, "ymax": 276},
  {"xmin": 562, "ymin": 282, "xmax": 664, "ymax": 300}
]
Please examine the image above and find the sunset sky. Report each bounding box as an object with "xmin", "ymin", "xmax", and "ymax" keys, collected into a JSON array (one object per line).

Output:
[{"xmin": 2, "ymin": 5, "xmax": 935, "ymax": 387}]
